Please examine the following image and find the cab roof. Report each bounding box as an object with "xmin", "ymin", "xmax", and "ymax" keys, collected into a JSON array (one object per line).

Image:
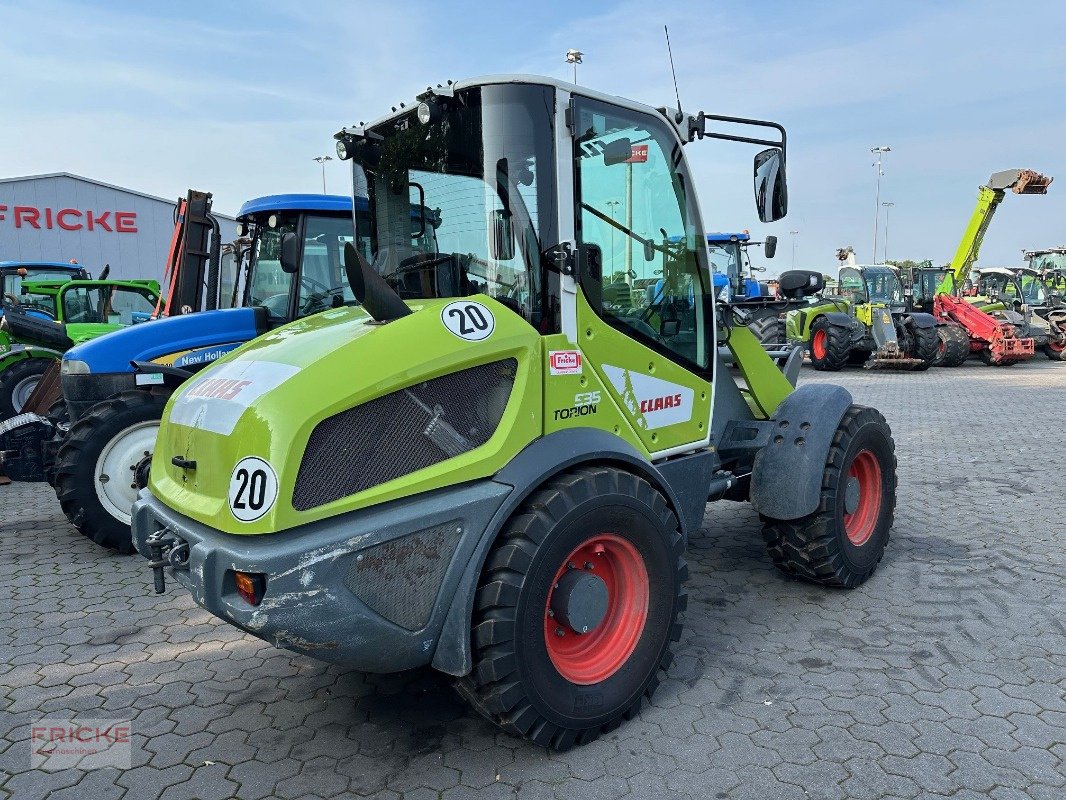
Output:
[
  {"xmin": 0, "ymin": 260, "xmax": 88, "ymax": 271},
  {"xmin": 706, "ymin": 232, "xmax": 751, "ymax": 243},
  {"xmin": 236, "ymin": 194, "xmax": 364, "ymax": 220}
]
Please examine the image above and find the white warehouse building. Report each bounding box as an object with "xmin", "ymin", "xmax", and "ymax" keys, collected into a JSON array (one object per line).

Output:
[{"xmin": 0, "ymin": 173, "xmax": 234, "ymax": 281}]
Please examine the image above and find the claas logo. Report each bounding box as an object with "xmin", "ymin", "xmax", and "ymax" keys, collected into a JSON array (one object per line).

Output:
[
  {"xmin": 187, "ymin": 378, "xmax": 252, "ymax": 401},
  {"xmin": 639, "ymin": 393, "xmax": 683, "ymax": 414}
]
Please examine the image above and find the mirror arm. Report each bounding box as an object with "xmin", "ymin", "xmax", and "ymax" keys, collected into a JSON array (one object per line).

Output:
[{"xmin": 688, "ymin": 111, "xmax": 787, "ymax": 157}]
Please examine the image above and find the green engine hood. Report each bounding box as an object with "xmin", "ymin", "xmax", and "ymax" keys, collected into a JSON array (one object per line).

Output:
[{"xmin": 150, "ymin": 298, "xmax": 542, "ymax": 535}]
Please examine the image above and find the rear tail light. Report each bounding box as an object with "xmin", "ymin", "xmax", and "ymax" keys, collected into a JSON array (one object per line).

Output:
[{"xmin": 233, "ymin": 571, "xmax": 266, "ymax": 606}]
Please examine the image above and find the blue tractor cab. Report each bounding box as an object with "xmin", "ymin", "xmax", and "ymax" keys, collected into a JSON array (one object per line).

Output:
[{"xmin": 706, "ymin": 232, "xmax": 773, "ymax": 300}]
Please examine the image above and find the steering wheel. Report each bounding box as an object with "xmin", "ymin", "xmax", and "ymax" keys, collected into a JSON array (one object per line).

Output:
[
  {"xmin": 3, "ymin": 292, "xmax": 19, "ymax": 306},
  {"xmin": 299, "ymin": 275, "xmax": 343, "ymax": 314}
]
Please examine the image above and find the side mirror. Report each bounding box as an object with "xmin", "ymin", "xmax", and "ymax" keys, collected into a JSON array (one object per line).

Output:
[
  {"xmin": 279, "ymin": 232, "xmax": 300, "ymax": 274},
  {"xmin": 763, "ymin": 235, "xmax": 777, "ymax": 259},
  {"xmin": 753, "ymin": 148, "xmax": 788, "ymax": 223},
  {"xmin": 777, "ymin": 270, "xmax": 823, "ymax": 299},
  {"xmin": 490, "ymin": 209, "xmax": 515, "ymax": 261},
  {"xmin": 603, "ymin": 138, "xmax": 634, "ymax": 166}
]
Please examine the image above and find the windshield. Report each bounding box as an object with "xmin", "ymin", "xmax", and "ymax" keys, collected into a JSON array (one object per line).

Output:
[
  {"xmin": 351, "ymin": 84, "xmax": 557, "ymax": 326},
  {"xmin": 707, "ymin": 242, "xmax": 742, "ymax": 285},
  {"xmin": 246, "ymin": 212, "xmax": 366, "ymax": 323},
  {"xmin": 1029, "ymin": 252, "xmax": 1066, "ymax": 271},
  {"xmin": 4, "ymin": 267, "xmax": 83, "ymax": 300},
  {"xmin": 61, "ymin": 284, "xmax": 158, "ymax": 324},
  {"xmin": 1018, "ymin": 273, "xmax": 1047, "ymax": 304},
  {"xmin": 865, "ymin": 269, "xmax": 904, "ymax": 304}
]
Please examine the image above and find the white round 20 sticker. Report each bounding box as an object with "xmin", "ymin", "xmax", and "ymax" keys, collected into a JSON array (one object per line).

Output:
[
  {"xmin": 228, "ymin": 457, "xmax": 279, "ymax": 522},
  {"xmin": 441, "ymin": 300, "xmax": 495, "ymax": 341}
]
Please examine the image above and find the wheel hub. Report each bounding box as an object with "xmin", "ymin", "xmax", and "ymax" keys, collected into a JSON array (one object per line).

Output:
[
  {"xmin": 132, "ymin": 454, "xmax": 153, "ymax": 491},
  {"xmin": 844, "ymin": 476, "xmax": 861, "ymax": 514},
  {"xmin": 551, "ymin": 569, "xmax": 609, "ymax": 635}
]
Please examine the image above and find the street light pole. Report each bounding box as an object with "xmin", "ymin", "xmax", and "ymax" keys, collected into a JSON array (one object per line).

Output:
[
  {"xmin": 566, "ymin": 49, "xmax": 583, "ymax": 84},
  {"xmin": 313, "ymin": 155, "xmax": 333, "ymax": 194},
  {"xmin": 789, "ymin": 230, "xmax": 799, "ymax": 268},
  {"xmin": 871, "ymin": 146, "xmax": 891, "ymax": 263},
  {"xmin": 881, "ymin": 202, "xmax": 894, "ymax": 263}
]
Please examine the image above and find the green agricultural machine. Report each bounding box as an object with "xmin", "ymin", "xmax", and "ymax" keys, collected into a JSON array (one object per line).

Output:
[
  {"xmin": 974, "ymin": 266, "xmax": 1066, "ymax": 360},
  {"xmin": 134, "ymin": 76, "xmax": 897, "ymax": 748},
  {"xmin": 784, "ymin": 263, "xmax": 938, "ymax": 370},
  {"xmin": 0, "ymin": 273, "xmax": 160, "ymax": 418}
]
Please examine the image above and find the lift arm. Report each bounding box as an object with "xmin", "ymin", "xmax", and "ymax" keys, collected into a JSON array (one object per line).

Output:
[{"xmin": 940, "ymin": 169, "xmax": 1052, "ymax": 294}]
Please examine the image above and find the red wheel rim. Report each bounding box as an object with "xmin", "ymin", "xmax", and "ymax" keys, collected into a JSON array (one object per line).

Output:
[
  {"xmin": 544, "ymin": 534, "xmax": 649, "ymax": 685},
  {"xmin": 812, "ymin": 329, "xmax": 828, "ymax": 360},
  {"xmin": 843, "ymin": 450, "xmax": 882, "ymax": 546},
  {"xmin": 1049, "ymin": 339, "xmax": 1065, "ymax": 353}
]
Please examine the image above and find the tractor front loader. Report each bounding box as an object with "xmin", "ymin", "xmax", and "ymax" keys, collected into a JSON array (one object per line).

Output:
[
  {"xmin": 785, "ymin": 264, "xmax": 938, "ymax": 370},
  {"xmin": 132, "ymin": 76, "xmax": 898, "ymax": 749}
]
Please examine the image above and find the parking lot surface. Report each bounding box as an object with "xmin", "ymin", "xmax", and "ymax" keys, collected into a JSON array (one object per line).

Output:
[{"xmin": 1, "ymin": 361, "xmax": 1064, "ymax": 800}]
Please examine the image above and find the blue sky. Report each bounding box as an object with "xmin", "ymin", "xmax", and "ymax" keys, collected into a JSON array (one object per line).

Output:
[{"xmin": 2, "ymin": 0, "xmax": 1063, "ymax": 273}]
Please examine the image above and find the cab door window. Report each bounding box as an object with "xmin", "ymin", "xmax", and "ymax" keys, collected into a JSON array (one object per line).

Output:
[{"xmin": 573, "ymin": 97, "xmax": 712, "ymax": 372}]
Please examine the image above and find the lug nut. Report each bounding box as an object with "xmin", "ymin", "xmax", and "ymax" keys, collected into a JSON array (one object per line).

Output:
[
  {"xmin": 584, "ymin": 561, "xmax": 594, "ymax": 570},
  {"xmin": 555, "ymin": 627, "xmax": 565, "ymax": 637}
]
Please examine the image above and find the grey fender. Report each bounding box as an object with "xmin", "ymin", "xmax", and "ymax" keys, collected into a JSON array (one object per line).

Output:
[
  {"xmin": 431, "ymin": 428, "xmax": 715, "ymax": 676},
  {"xmin": 749, "ymin": 383, "xmax": 853, "ymax": 521},
  {"xmin": 899, "ymin": 312, "xmax": 937, "ymax": 329}
]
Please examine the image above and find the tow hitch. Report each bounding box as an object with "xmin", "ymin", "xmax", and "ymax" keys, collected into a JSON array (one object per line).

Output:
[{"xmin": 145, "ymin": 527, "xmax": 189, "ymax": 594}]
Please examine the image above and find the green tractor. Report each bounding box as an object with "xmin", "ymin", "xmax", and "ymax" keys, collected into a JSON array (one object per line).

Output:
[
  {"xmin": 135, "ymin": 76, "xmax": 897, "ymax": 748},
  {"xmin": 0, "ymin": 274, "xmax": 160, "ymax": 418},
  {"xmin": 785, "ymin": 263, "xmax": 938, "ymax": 370},
  {"xmin": 973, "ymin": 267, "xmax": 1066, "ymax": 360}
]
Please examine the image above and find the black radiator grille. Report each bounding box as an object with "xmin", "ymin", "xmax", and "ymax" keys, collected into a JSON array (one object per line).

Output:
[{"xmin": 292, "ymin": 358, "xmax": 517, "ymax": 511}]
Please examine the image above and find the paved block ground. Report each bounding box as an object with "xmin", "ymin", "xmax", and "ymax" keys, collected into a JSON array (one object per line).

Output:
[{"xmin": 1, "ymin": 361, "xmax": 1064, "ymax": 799}]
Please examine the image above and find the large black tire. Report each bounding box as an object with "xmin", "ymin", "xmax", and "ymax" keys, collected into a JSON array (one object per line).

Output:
[
  {"xmin": 1044, "ymin": 338, "xmax": 1066, "ymax": 361},
  {"xmin": 43, "ymin": 398, "xmax": 70, "ymax": 488},
  {"xmin": 749, "ymin": 316, "xmax": 786, "ymax": 348},
  {"xmin": 908, "ymin": 324, "xmax": 939, "ymax": 371},
  {"xmin": 934, "ymin": 325, "xmax": 969, "ymax": 367},
  {"xmin": 979, "ymin": 347, "xmax": 1018, "ymax": 366},
  {"xmin": 808, "ymin": 317, "xmax": 850, "ymax": 371},
  {"xmin": 0, "ymin": 358, "xmax": 51, "ymax": 419},
  {"xmin": 54, "ymin": 390, "xmax": 170, "ymax": 553},
  {"xmin": 761, "ymin": 405, "xmax": 896, "ymax": 588},
  {"xmin": 456, "ymin": 466, "xmax": 685, "ymax": 750}
]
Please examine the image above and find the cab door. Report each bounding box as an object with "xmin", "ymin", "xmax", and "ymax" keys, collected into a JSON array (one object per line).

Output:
[{"xmin": 569, "ymin": 96, "xmax": 713, "ymax": 457}]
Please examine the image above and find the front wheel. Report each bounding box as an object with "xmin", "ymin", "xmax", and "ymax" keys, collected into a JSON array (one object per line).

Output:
[
  {"xmin": 808, "ymin": 318, "xmax": 850, "ymax": 371},
  {"xmin": 935, "ymin": 324, "xmax": 969, "ymax": 367},
  {"xmin": 0, "ymin": 358, "xmax": 51, "ymax": 419},
  {"xmin": 1045, "ymin": 338, "xmax": 1066, "ymax": 361},
  {"xmin": 54, "ymin": 390, "xmax": 170, "ymax": 553},
  {"xmin": 761, "ymin": 405, "xmax": 896, "ymax": 588},
  {"xmin": 456, "ymin": 466, "xmax": 685, "ymax": 750},
  {"xmin": 907, "ymin": 324, "xmax": 939, "ymax": 371}
]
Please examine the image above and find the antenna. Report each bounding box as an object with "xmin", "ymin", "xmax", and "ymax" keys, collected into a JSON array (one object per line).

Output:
[{"xmin": 664, "ymin": 25, "xmax": 683, "ymax": 122}]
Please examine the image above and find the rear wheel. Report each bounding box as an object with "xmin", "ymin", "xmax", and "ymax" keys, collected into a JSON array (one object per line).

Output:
[
  {"xmin": 808, "ymin": 318, "xmax": 850, "ymax": 371},
  {"xmin": 749, "ymin": 316, "xmax": 786, "ymax": 348},
  {"xmin": 54, "ymin": 390, "xmax": 169, "ymax": 553},
  {"xmin": 0, "ymin": 358, "xmax": 51, "ymax": 419},
  {"xmin": 1044, "ymin": 338, "xmax": 1066, "ymax": 361},
  {"xmin": 761, "ymin": 405, "xmax": 896, "ymax": 588},
  {"xmin": 979, "ymin": 347, "xmax": 1018, "ymax": 366},
  {"xmin": 456, "ymin": 466, "xmax": 685, "ymax": 750},
  {"xmin": 935, "ymin": 325, "xmax": 969, "ymax": 367},
  {"xmin": 908, "ymin": 324, "xmax": 939, "ymax": 371}
]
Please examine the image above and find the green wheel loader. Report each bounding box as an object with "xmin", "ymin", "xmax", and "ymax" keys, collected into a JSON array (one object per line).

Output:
[
  {"xmin": 785, "ymin": 264, "xmax": 939, "ymax": 370},
  {"xmin": 134, "ymin": 76, "xmax": 897, "ymax": 749}
]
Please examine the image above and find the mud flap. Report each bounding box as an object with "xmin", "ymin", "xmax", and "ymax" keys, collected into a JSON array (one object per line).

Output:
[{"xmin": 749, "ymin": 383, "xmax": 853, "ymax": 520}]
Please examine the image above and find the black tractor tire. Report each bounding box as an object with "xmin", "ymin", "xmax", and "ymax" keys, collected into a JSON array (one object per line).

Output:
[
  {"xmin": 54, "ymin": 389, "xmax": 170, "ymax": 554},
  {"xmin": 749, "ymin": 316, "xmax": 786, "ymax": 348},
  {"xmin": 761, "ymin": 405, "xmax": 896, "ymax": 588},
  {"xmin": 43, "ymin": 398, "xmax": 70, "ymax": 488},
  {"xmin": 934, "ymin": 325, "xmax": 969, "ymax": 367},
  {"xmin": 0, "ymin": 358, "xmax": 51, "ymax": 419},
  {"xmin": 908, "ymin": 325, "xmax": 939, "ymax": 371},
  {"xmin": 847, "ymin": 349, "xmax": 871, "ymax": 366},
  {"xmin": 808, "ymin": 317, "xmax": 850, "ymax": 371},
  {"xmin": 1044, "ymin": 340, "xmax": 1066, "ymax": 361},
  {"xmin": 455, "ymin": 466, "xmax": 685, "ymax": 750},
  {"xmin": 979, "ymin": 347, "xmax": 1018, "ymax": 366}
]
